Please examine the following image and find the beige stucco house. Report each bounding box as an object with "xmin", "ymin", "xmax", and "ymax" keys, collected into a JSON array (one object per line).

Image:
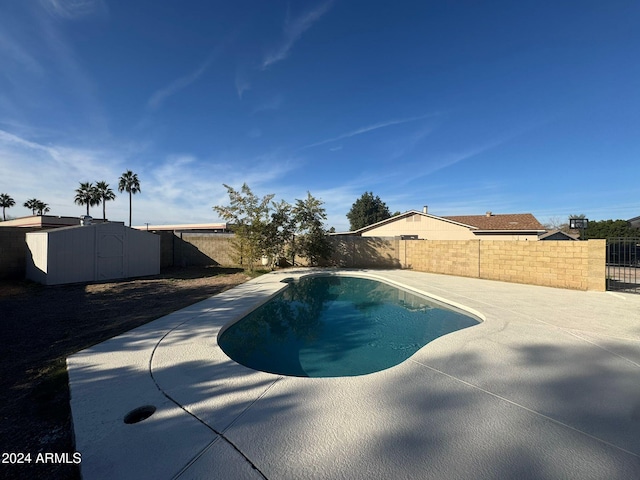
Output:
[{"xmin": 340, "ymin": 209, "xmax": 546, "ymax": 241}]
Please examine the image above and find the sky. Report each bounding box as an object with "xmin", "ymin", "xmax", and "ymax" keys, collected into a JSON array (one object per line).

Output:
[{"xmin": 1, "ymin": 0, "xmax": 639, "ymax": 231}]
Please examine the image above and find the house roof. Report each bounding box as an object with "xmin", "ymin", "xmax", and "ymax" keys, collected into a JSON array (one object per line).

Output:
[
  {"xmin": 441, "ymin": 213, "xmax": 546, "ymax": 232},
  {"xmin": 335, "ymin": 210, "xmax": 469, "ymax": 236},
  {"xmin": 538, "ymin": 229, "xmax": 578, "ymax": 240},
  {"xmin": 338, "ymin": 210, "xmax": 546, "ymax": 236}
]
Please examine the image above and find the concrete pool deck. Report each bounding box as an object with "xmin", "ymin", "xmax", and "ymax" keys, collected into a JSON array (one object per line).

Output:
[{"xmin": 68, "ymin": 269, "xmax": 640, "ymax": 479}]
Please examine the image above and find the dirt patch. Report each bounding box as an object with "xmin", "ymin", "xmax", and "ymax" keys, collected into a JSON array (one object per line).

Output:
[{"xmin": 0, "ymin": 266, "xmax": 252, "ymax": 480}]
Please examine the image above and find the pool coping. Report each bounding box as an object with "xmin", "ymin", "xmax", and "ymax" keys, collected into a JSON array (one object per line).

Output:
[{"xmin": 67, "ymin": 268, "xmax": 640, "ymax": 479}]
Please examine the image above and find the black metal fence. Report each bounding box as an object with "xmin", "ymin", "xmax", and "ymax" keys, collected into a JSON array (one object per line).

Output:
[{"xmin": 606, "ymin": 238, "xmax": 640, "ymax": 293}]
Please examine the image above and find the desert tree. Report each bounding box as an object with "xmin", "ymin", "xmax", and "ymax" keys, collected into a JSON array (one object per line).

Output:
[
  {"xmin": 542, "ymin": 216, "xmax": 568, "ymax": 232},
  {"xmin": 0, "ymin": 193, "xmax": 15, "ymax": 221},
  {"xmin": 74, "ymin": 182, "xmax": 100, "ymax": 216},
  {"xmin": 213, "ymin": 183, "xmax": 274, "ymax": 271},
  {"xmin": 118, "ymin": 170, "xmax": 141, "ymax": 227},
  {"xmin": 293, "ymin": 192, "xmax": 333, "ymax": 266},
  {"xmin": 95, "ymin": 181, "xmax": 116, "ymax": 221},
  {"xmin": 583, "ymin": 219, "xmax": 640, "ymax": 239},
  {"xmin": 261, "ymin": 199, "xmax": 296, "ymax": 268},
  {"xmin": 214, "ymin": 184, "xmax": 332, "ymax": 269},
  {"xmin": 346, "ymin": 192, "xmax": 392, "ymax": 231}
]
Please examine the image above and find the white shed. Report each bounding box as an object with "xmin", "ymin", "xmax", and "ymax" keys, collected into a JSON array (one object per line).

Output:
[{"xmin": 25, "ymin": 222, "xmax": 160, "ymax": 285}]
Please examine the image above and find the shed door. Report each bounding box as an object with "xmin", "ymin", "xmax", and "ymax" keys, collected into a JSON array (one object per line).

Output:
[{"xmin": 97, "ymin": 232, "xmax": 124, "ymax": 280}]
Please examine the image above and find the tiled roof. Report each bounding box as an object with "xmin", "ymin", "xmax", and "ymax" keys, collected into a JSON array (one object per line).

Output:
[{"xmin": 442, "ymin": 213, "xmax": 545, "ymax": 231}]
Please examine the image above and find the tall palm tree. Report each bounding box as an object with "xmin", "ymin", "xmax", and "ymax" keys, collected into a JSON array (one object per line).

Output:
[
  {"xmin": 0, "ymin": 193, "xmax": 15, "ymax": 221},
  {"xmin": 23, "ymin": 198, "xmax": 40, "ymax": 215},
  {"xmin": 74, "ymin": 182, "xmax": 99, "ymax": 216},
  {"xmin": 118, "ymin": 170, "xmax": 141, "ymax": 227},
  {"xmin": 95, "ymin": 181, "xmax": 116, "ymax": 221},
  {"xmin": 35, "ymin": 201, "xmax": 50, "ymax": 215}
]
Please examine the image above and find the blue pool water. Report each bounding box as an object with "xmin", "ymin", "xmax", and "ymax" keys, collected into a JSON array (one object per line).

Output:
[{"xmin": 218, "ymin": 275, "xmax": 480, "ymax": 377}]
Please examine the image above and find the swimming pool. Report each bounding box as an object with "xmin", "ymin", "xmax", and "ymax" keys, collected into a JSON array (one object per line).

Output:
[{"xmin": 218, "ymin": 275, "xmax": 480, "ymax": 377}]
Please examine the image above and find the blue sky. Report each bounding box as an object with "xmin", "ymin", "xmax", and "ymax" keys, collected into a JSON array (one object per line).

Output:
[{"xmin": 1, "ymin": 0, "xmax": 639, "ymax": 231}]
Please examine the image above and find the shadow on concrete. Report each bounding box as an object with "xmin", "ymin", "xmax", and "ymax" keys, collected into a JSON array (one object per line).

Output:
[
  {"xmin": 63, "ymin": 330, "xmax": 640, "ymax": 480},
  {"xmin": 372, "ymin": 342, "xmax": 640, "ymax": 480}
]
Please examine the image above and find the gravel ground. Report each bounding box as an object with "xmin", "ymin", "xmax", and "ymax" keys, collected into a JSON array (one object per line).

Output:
[{"xmin": 0, "ymin": 266, "xmax": 252, "ymax": 480}]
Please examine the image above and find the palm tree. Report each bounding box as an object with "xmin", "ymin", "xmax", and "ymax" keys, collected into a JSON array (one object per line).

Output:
[
  {"xmin": 74, "ymin": 182, "xmax": 99, "ymax": 216},
  {"xmin": 0, "ymin": 193, "xmax": 15, "ymax": 221},
  {"xmin": 23, "ymin": 198, "xmax": 40, "ymax": 215},
  {"xmin": 23, "ymin": 198, "xmax": 49, "ymax": 215},
  {"xmin": 95, "ymin": 181, "xmax": 116, "ymax": 221},
  {"xmin": 35, "ymin": 201, "xmax": 50, "ymax": 215},
  {"xmin": 118, "ymin": 170, "xmax": 141, "ymax": 227}
]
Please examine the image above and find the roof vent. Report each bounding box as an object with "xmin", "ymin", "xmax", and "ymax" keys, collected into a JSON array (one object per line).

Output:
[
  {"xmin": 80, "ymin": 215, "xmax": 93, "ymax": 226},
  {"xmin": 485, "ymin": 211, "xmax": 492, "ymax": 217},
  {"xmin": 423, "ymin": 205, "xmax": 428, "ymax": 214}
]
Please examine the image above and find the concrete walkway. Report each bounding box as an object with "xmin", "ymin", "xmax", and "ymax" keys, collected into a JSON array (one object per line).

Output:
[{"xmin": 67, "ymin": 269, "xmax": 640, "ymax": 479}]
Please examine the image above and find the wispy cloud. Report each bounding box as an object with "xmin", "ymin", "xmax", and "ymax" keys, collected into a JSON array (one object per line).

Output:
[
  {"xmin": 146, "ymin": 29, "xmax": 240, "ymax": 110},
  {"xmin": 251, "ymin": 94, "xmax": 284, "ymax": 114},
  {"xmin": 40, "ymin": 0, "xmax": 109, "ymax": 20},
  {"xmin": 397, "ymin": 123, "xmax": 541, "ymax": 186},
  {"xmin": 0, "ymin": 30, "xmax": 44, "ymax": 76},
  {"xmin": 389, "ymin": 126, "xmax": 434, "ymax": 160},
  {"xmin": 302, "ymin": 114, "xmax": 436, "ymax": 150},
  {"xmin": 132, "ymin": 151, "xmax": 301, "ymax": 224},
  {"xmin": 147, "ymin": 55, "xmax": 216, "ymax": 110},
  {"xmin": 0, "ymin": 129, "xmax": 127, "ymax": 218},
  {"xmin": 0, "ymin": 127, "xmax": 306, "ymax": 225},
  {"xmin": 262, "ymin": 1, "xmax": 334, "ymax": 69},
  {"xmin": 0, "ymin": 3, "xmax": 105, "ymax": 130},
  {"xmin": 235, "ymin": 70, "xmax": 251, "ymax": 99},
  {"xmin": 393, "ymin": 140, "xmax": 509, "ymax": 188}
]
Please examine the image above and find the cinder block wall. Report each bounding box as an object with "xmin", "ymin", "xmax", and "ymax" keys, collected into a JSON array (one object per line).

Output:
[
  {"xmin": 124, "ymin": 231, "xmax": 609, "ymax": 291},
  {"xmin": 401, "ymin": 238, "xmax": 606, "ymax": 291},
  {"xmin": 178, "ymin": 233, "xmax": 238, "ymax": 266},
  {"xmin": 587, "ymin": 239, "xmax": 607, "ymax": 291},
  {"xmin": 156, "ymin": 231, "xmax": 175, "ymax": 268},
  {"xmin": 0, "ymin": 227, "xmax": 38, "ymax": 279},
  {"xmin": 157, "ymin": 233, "xmax": 240, "ymax": 268},
  {"xmin": 478, "ymin": 240, "xmax": 583, "ymax": 289},
  {"xmin": 403, "ymin": 240, "xmax": 480, "ymax": 278},
  {"xmin": 329, "ymin": 236, "xmax": 400, "ymax": 268}
]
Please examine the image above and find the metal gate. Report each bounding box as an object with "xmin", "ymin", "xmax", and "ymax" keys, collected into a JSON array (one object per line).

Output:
[{"xmin": 606, "ymin": 237, "xmax": 640, "ymax": 293}]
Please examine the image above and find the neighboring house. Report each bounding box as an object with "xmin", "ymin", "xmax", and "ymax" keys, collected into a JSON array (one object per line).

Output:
[
  {"xmin": 628, "ymin": 215, "xmax": 640, "ymax": 230},
  {"xmin": 338, "ymin": 209, "xmax": 546, "ymax": 241},
  {"xmin": 133, "ymin": 223, "xmax": 231, "ymax": 234},
  {"xmin": 539, "ymin": 229, "xmax": 578, "ymax": 241}
]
